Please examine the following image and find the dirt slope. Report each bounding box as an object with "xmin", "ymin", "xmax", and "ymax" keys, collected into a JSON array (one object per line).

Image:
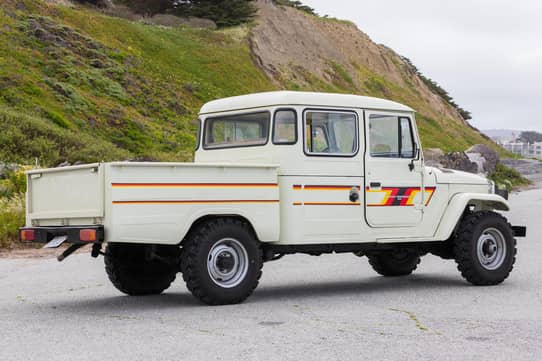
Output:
[{"xmin": 250, "ymin": 0, "xmax": 490, "ymax": 151}]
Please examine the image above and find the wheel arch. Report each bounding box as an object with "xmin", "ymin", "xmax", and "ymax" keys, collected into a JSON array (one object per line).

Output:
[
  {"xmin": 180, "ymin": 214, "xmax": 260, "ymax": 244},
  {"xmin": 434, "ymin": 193, "xmax": 510, "ymax": 241}
]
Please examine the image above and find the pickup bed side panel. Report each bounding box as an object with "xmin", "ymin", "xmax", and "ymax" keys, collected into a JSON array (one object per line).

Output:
[{"xmin": 105, "ymin": 163, "xmax": 280, "ymax": 244}]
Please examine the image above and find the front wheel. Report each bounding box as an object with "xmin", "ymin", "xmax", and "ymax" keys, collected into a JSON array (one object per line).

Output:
[
  {"xmin": 453, "ymin": 211, "xmax": 516, "ymax": 285},
  {"xmin": 181, "ymin": 218, "xmax": 263, "ymax": 305}
]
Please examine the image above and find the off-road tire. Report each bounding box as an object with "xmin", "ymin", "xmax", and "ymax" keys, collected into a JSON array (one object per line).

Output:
[
  {"xmin": 368, "ymin": 251, "xmax": 421, "ymax": 276},
  {"xmin": 453, "ymin": 211, "xmax": 516, "ymax": 285},
  {"xmin": 105, "ymin": 243, "xmax": 180, "ymax": 296},
  {"xmin": 181, "ymin": 218, "xmax": 263, "ymax": 305}
]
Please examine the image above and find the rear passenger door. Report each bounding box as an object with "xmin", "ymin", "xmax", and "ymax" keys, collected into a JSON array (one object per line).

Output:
[{"xmin": 364, "ymin": 111, "xmax": 423, "ymax": 227}]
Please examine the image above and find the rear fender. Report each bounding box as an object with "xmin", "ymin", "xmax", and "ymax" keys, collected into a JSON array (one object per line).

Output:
[{"xmin": 433, "ymin": 193, "xmax": 510, "ymax": 241}]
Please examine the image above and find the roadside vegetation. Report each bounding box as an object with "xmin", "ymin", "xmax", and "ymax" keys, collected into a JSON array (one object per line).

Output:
[
  {"xmin": 490, "ymin": 163, "xmax": 532, "ymax": 191},
  {"xmin": 0, "ymin": 168, "xmax": 26, "ymax": 249}
]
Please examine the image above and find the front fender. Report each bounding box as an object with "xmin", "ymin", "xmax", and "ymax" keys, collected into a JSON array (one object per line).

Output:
[{"xmin": 433, "ymin": 193, "xmax": 510, "ymax": 241}]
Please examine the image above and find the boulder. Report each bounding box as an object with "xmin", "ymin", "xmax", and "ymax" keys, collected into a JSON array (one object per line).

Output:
[
  {"xmin": 439, "ymin": 151, "xmax": 479, "ymax": 174},
  {"xmin": 466, "ymin": 144, "xmax": 499, "ymax": 174},
  {"xmin": 465, "ymin": 152, "xmax": 485, "ymax": 174},
  {"xmin": 423, "ymin": 148, "xmax": 444, "ymax": 167}
]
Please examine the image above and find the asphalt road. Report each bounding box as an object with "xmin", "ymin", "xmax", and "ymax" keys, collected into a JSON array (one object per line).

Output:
[{"xmin": 1, "ymin": 187, "xmax": 541, "ymax": 361}]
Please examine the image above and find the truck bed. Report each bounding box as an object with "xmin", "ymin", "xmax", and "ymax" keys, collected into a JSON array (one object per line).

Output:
[{"xmin": 25, "ymin": 162, "xmax": 280, "ymax": 244}]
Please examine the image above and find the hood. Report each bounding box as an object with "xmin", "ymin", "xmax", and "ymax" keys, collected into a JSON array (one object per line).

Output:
[{"xmin": 429, "ymin": 167, "xmax": 489, "ymax": 185}]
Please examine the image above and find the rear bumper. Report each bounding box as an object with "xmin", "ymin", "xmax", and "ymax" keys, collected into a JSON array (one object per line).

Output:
[
  {"xmin": 512, "ymin": 226, "xmax": 527, "ymax": 238},
  {"xmin": 19, "ymin": 226, "xmax": 104, "ymax": 244}
]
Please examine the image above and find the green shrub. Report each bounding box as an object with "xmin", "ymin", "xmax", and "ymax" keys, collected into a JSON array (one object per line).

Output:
[
  {"xmin": 275, "ymin": 0, "xmax": 318, "ymax": 16},
  {"xmin": 0, "ymin": 106, "xmax": 131, "ymax": 166},
  {"xmin": 0, "ymin": 195, "xmax": 25, "ymax": 249},
  {"xmin": 0, "ymin": 168, "xmax": 27, "ymax": 199},
  {"xmin": 490, "ymin": 163, "xmax": 531, "ymax": 191}
]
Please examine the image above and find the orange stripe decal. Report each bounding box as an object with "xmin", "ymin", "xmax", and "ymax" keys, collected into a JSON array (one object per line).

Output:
[
  {"xmin": 305, "ymin": 202, "xmax": 360, "ymax": 206},
  {"xmin": 293, "ymin": 185, "xmax": 360, "ymax": 191},
  {"xmin": 112, "ymin": 183, "xmax": 278, "ymax": 188},
  {"xmin": 292, "ymin": 202, "xmax": 360, "ymax": 206},
  {"xmin": 113, "ymin": 200, "xmax": 279, "ymax": 205}
]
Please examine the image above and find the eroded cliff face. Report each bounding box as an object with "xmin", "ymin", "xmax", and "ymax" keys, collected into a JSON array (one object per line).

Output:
[{"xmin": 250, "ymin": 0, "xmax": 466, "ymax": 126}]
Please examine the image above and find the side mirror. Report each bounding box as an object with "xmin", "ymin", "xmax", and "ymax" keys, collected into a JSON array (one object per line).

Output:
[{"xmin": 408, "ymin": 146, "xmax": 420, "ymax": 172}]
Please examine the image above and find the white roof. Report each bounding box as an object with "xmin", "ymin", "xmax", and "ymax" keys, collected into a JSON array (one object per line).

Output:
[{"xmin": 199, "ymin": 91, "xmax": 414, "ymax": 114}]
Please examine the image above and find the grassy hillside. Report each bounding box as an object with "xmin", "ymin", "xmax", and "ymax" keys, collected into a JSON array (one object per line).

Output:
[
  {"xmin": 0, "ymin": 0, "xmax": 274, "ymax": 165},
  {"xmin": 0, "ymin": 0, "xmax": 504, "ymax": 167}
]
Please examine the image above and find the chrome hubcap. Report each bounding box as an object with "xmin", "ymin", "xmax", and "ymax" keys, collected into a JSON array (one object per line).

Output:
[
  {"xmin": 476, "ymin": 228, "xmax": 506, "ymax": 270},
  {"xmin": 207, "ymin": 238, "xmax": 248, "ymax": 288}
]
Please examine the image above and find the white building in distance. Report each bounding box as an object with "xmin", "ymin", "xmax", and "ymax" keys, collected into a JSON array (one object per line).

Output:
[{"xmin": 499, "ymin": 141, "xmax": 542, "ymax": 159}]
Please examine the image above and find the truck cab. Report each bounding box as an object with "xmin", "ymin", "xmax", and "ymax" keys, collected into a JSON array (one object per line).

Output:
[{"xmin": 20, "ymin": 91, "xmax": 526, "ymax": 305}]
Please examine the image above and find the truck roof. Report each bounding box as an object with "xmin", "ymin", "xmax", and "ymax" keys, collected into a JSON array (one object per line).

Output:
[{"xmin": 199, "ymin": 91, "xmax": 414, "ymax": 115}]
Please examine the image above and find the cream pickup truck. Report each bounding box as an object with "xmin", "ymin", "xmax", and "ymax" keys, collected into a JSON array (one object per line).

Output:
[{"xmin": 20, "ymin": 91, "xmax": 526, "ymax": 305}]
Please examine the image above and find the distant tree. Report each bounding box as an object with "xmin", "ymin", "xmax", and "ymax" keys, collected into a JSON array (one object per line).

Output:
[
  {"xmin": 519, "ymin": 131, "xmax": 542, "ymax": 144},
  {"xmin": 73, "ymin": 0, "xmax": 111, "ymax": 7},
  {"xmin": 113, "ymin": 0, "xmax": 256, "ymax": 27},
  {"xmin": 274, "ymin": 0, "xmax": 318, "ymax": 16},
  {"xmin": 401, "ymin": 56, "xmax": 472, "ymax": 121},
  {"xmin": 116, "ymin": 0, "xmax": 173, "ymax": 15},
  {"xmin": 175, "ymin": 0, "xmax": 257, "ymax": 27}
]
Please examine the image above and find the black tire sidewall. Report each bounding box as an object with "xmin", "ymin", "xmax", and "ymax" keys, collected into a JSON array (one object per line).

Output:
[
  {"xmin": 189, "ymin": 221, "xmax": 262, "ymax": 303},
  {"xmin": 369, "ymin": 251, "xmax": 420, "ymax": 276},
  {"xmin": 465, "ymin": 214, "xmax": 515, "ymax": 282},
  {"xmin": 105, "ymin": 243, "xmax": 178, "ymax": 295}
]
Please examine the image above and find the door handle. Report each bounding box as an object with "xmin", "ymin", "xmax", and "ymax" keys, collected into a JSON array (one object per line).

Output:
[{"xmin": 369, "ymin": 182, "xmax": 381, "ymax": 188}]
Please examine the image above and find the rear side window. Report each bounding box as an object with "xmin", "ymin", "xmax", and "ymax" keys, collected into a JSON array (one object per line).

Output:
[
  {"xmin": 304, "ymin": 110, "xmax": 358, "ymax": 156},
  {"xmin": 369, "ymin": 115, "xmax": 415, "ymax": 158},
  {"xmin": 204, "ymin": 112, "xmax": 270, "ymax": 149},
  {"xmin": 273, "ymin": 109, "xmax": 297, "ymax": 144}
]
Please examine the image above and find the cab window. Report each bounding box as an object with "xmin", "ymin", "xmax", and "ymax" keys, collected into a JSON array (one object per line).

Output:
[
  {"xmin": 369, "ymin": 115, "xmax": 415, "ymax": 158},
  {"xmin": 273, "ymin": 109, "xmax": 297, "ymax": 144},
  {"xmin": 305, "ymin": 110, "xmax": 358, "ymax": 156},
  {"xmin": 203, "ymin": 112, "xmax": 270, "ymax": 149}
]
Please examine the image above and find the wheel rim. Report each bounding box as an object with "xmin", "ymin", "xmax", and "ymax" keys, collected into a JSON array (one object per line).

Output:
[
  {"xmin": 207, "ymin": 238, "xmax": 249, "ymax": 288},
  {"xmin": 476, "ymin": 227, "xmax": 507, "ymax": 270}
]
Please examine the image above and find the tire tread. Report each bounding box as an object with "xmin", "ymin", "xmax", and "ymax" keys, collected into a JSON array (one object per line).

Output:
[
  {"xmin": 181, "ymin": 218, "xmax": 263, "ymax": 305},
  {"xmin": 453, "ymin": 211, "xmax": 516, "ymax": 285}
]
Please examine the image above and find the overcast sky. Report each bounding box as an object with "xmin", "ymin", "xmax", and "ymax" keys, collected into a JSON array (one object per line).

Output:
[{"xmin": 303, "ymin": 0, "xmax": 542, "ymax": 132}]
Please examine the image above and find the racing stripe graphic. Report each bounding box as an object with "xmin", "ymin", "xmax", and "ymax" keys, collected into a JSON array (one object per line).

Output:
[{"xmin": 366, "ymin": 186, "xmax": 436, "ymax": 207}]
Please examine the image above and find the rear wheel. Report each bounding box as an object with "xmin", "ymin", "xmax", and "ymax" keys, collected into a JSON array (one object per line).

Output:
[
  {"xmin": 105, "ymin": 243, "xmax": 180, "ymax": 296},
  {"xmin": 181, "ymin": 218, "xmax": 263, "ymax": 305},
  {"xmin": 453, "ymin": 211, "xmax": 516, "ymax": 285},
  {"xmin": 367, "ymin": 250, "xmax": 421, "ymax": 276}
]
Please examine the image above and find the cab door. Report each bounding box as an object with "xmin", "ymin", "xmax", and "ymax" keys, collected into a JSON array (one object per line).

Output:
[{"xmin": 364, "ymin": 111, "xmax": 423, "ymax": 227}]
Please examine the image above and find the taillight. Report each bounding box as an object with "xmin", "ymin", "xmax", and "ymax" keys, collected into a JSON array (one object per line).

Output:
[
  {"xmin": 79, "ymin": 229, "xmax": 97, "ymax": 242},
  {"xmin": 20, "ymin": 229, "xmax": 35, "ymax": 242}
]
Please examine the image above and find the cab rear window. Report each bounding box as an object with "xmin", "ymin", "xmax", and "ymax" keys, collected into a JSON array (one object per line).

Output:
[{"xmin": 203, "ymin": 112, "xmax": 270, "ymax": 149}]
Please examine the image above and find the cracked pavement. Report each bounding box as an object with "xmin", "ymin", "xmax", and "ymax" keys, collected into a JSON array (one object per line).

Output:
[{"xmin": 1, "ymin": 185, "xmax": 541, "ymax": 361}]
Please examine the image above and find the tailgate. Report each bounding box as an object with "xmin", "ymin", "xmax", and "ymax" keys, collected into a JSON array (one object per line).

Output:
[{"xmin": 26, "ymin": 163, "xmax": 104, "ymax": 226}]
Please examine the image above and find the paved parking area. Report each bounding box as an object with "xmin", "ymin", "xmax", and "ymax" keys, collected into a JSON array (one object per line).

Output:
[{"xmin": 1, "ymin": 186, "xmax": 540, "ymax": 361}]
